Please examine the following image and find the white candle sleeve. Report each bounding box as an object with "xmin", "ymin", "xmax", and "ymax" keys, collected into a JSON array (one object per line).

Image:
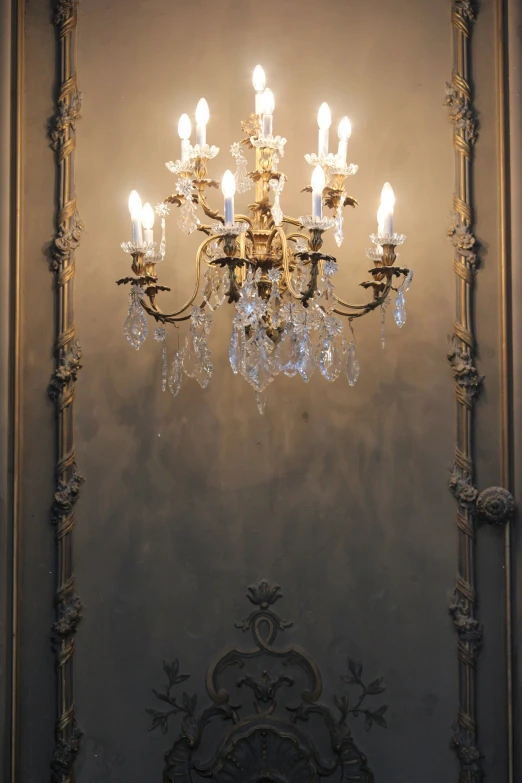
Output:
[
  {"xmin": 263, "ymin": 114, "xmax": 273, "ymax": 136},
  {"xmin": 196, "ymin": 124, "xmax": 206, "ymax": 147},
  {"xmin": 318, "ymin": 128, "xmax": 329, "ymax": 157},
  {"xmin": 337, "ymin": 139, "xmax": 348, "ymax": 164},
  {"xmin": 312, "ymin": 192, "xmax": 322, "ymax": 219},
  {"xmin": 132, "ymin": 218, "xmax": 143, "ymax": 244},
  {"xmin": 224, "ymin": 197, "xmax": 234, "ymax": 225},
  {"xmin": 382, "ymin": 213, "xmax": 393, "ymax": 237}
]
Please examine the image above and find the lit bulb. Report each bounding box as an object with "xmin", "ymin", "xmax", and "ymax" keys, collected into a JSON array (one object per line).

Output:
[
  {"xmin": 178, "ymin": 113, "xmax": 192, "ymax": 140},
  {"xmin": 252, "ymin": 65, "xmax": 266, "ymax": 92},
  {"xmin": 222, "ymin": 169, "xmax": 236, "ymax": 198},
  {"xmin": 311, "ymin": 165, "xmax": 326, "ymax": 192},
  {"xmin": 141, "ymin": 202, "xmax": 154, "ymax": 230},
  {"xmin": 377, "ymin": 204, "xmax": 386, "ymax": 234},
  {"xmin": 128, "ymin": 190, "xmax": 143, "ymax": 244},
  {"xmin": 379, "ymin": 182, "xmax": 395, "ymax": 237},
  {"xmin": 380, "ymin": 182, "xmax": 395, "ymax": 210},
  {"xmin": 128, "ymin": 190, "xmax": 142, "ymax": 217},
  {"xmin": 317, "ymin": 102, "xmax": 332, "ymax": 130},
  {"xmin": 262, "ymin": 88, "xmax": 275, "ymax": 116},
  {"xmin": 195, "ymin": 98, "xmax": 210, "ymax": 126},
  {"xmin": 141, "ymin": 202, "xmax": 154, "ymax": 243},
  {"xmin": 338, "ymin": 116, "xmax": 352, "ymax": 141}
]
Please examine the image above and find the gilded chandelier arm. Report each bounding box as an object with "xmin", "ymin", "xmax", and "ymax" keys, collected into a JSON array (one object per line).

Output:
[
  {"xmin": 137, "ymin": 235, "xmax": 217, "ymax": 324},
  {"xmin": 333, "ymin": 281, "xmax": 394, "ymax": 319}
]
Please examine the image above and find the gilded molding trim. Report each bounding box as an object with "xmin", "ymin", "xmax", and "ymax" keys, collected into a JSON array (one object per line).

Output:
[
  {"xmin": 445, "ymin": 3, "xmax": 483, "ymax": 780},
  {"xmin": 50, "ymin": 1, "xmax": 84, "ymax": 781},
  {"xmin": 446, "ymin": 2, "xmax": 515, "ymax": 780}
]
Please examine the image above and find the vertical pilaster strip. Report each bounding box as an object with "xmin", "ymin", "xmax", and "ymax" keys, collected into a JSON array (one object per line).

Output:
[
  {"xmin": 445, "ymin": 2, "xmax": 483, "ymax": 781},
  {"xmin": 50, "ymin": 2, "xmax": 84, "ymax": 782},
  {"xmin": 0, "ymin": 0, "xmax": 22, "ymax": 780}
]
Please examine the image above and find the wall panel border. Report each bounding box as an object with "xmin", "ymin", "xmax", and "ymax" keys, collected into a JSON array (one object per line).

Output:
[
  {"xmin": 447, "ymin": 1, "xmax": 515, "ymax": 781},
  {"xmin": 50, "ymin": 1, "xmax": 84, "ymax": 781},
  {"xmin": 0, "ymin": 0, "xmax": 23, "ymax": 780},
  {"xmin": 44, "ymin": 2, "xmax": 516, "ymax": 782}
]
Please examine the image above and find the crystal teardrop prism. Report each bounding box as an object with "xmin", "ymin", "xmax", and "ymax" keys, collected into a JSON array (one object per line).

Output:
[
  {"xmin": 123, "ymin": 289, "xmax": 148, "ymax": 350},
  {"xmin": 182, "ymin": 334, "xmax": 200, "ymax": 377},
  {"xmin": 178, "ymin": 201, "xmax": 199, "ymax": 235},
  {"xmin": 297, "ymin": 330, "xmax": 315, "ymax": 382},
  {"xmin": 345, "ymin": 340, "xmax": 360, "ymax": 386},
  {"xmin": 394, "ymin": 289, "xmax": 406, "ymax": 328},
  {"xmin": 255, "ymin": 390, "xmax": 267, "ymax": 415},
  {"xmin": 318, "ymin": 335, "xmax": 342, "ymax": 381},
  {"xmin": 229, "ymin": 326, "xmax": 242, "ymax": 374},
  {"xmin": 234, "ymin": 159, "xmax": 252, "ymax": 194},
  {"xmin": 275, "ymin": 324, "xmax": 299, "ymax": 377},
  {"xmin": 168, "ymin": 350, "xmax": 183, "ymax": 398}
]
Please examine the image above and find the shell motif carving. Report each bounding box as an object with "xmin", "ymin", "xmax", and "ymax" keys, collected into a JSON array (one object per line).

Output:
[{"xmin": 214, "ymin": 728, "xmax": 314, "ymax": 783}]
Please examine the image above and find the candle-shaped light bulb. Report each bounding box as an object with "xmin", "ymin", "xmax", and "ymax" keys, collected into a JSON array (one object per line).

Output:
[
  {"xmin": 178, "ymin": 113, "xmax": 192, "ymax": 163},
  {"xmin": 253, "ymin": 65, "xmax": 266, "ymax": 114},
  {"xmin": 222, "ymin": 169, "xmax": 236, "ymax": 224},
  {"xmin": 128, "ymin": 190, "xmax": 143, "ymax": 244},
  {"xmin": 317, "ymin": 102, "xmax": 332, "ymax": 157},
  {"xmin": 195, "ymin": 98, "xmax": 209, "ymax": 147},
  {"xmin": 311, "ymin": 165, "xmax": 326, "ymax": 220},
  {"xmin": 377, "ymin": 204, "xmax": 386, "ymax": 236},
  {"xmin": 380, "ymin": 182, "xmax": 395, "ymax": 236},
  {"xmin": 141, "ymin": 202, "xmax": 155, "ymax": 244},
  {"xmin": 262, "ymin": 88, "xmax": 274, "ymax": 136},
  {"xmin": 337, "ymin": 116, "xmax": 352, "ymax": 164}
]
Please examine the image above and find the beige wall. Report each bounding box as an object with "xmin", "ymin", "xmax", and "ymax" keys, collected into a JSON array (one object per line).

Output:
[{"xmin": 15, "ymin": 0, "xmax": 513, "ymax": 781}]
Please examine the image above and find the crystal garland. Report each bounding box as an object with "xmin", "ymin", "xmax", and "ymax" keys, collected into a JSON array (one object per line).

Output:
[{"xmin": 122, "ymin": 239, "xmax": 412, "ymax": 415}]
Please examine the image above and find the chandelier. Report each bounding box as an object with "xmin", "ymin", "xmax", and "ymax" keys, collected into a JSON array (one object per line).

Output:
[{"xmin": 118, "ymin": 66, "xmax": 412, "ymax": 413}]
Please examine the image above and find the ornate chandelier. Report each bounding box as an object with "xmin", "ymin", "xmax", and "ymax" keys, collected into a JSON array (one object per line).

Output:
[{"xmin": 118, "ymin": 66, "xmax": 412, "ymax": 413}]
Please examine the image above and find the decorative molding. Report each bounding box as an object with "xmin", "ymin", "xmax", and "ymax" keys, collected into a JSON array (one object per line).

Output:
[
  {"xmin": 446, "ymin": 3, "xmax": 483, "ymax": 781},
  {"xmin": 50, "ymin": 0, "xmax": 83, "ymax": 781},
  {"xmin": 446, "ymin": 1, "xmax": 516, "ymax": 779},
  {"xmin": 476, "ymin": 487, "xmax": 515, "ymax": 526},
  {"xmin": 148, "ymin": 582, "xmax": 388, "ymax": 783}
]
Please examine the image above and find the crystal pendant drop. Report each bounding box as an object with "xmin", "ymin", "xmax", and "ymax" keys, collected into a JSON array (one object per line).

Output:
[
  {"xmin": 271, "ymin": 199, "xmax": 283, "ymax": 227},
  {"xmin": 318, "ymin": 334, "xmax": 342, "ymax": 381},
  {"xmin": 234, "ymin": 159, "xmax": 252, "ymax": 194},
  {"xmin": 345, "ymin": 340, "xmax": 360, "ymax": 386},
  {"xmin": 178, "ymin": 201, "xmax": 199, "ymax": 234},
  {"xmin": 154, "ymin": 328, "xmax": 168, "ymax": 391},
  {"xmin": 255, "ymin": 390, "xmax": 267, "ymax": 415},
  {"xmin": 229, "ymin": 325, "xmax": 242, "ymax": 374},
  {"xmin": 404, "ymin": 269, "xmax": 414, "ymax": 292},
  {"xmin": 194, "ymin": 344, "xmax": 213, "ymax": 389},
  {"xmin": 123, "ymin": 287, "xmax": 148, "ymax": 350},
  {"xmin": 168, "ymin": 350, "xmax": 183, "ymax": 398},
  {"xmin": 183, "ymin": 334, "xmax": 200, "ymax": 378},
  {"xmin": 394, "ymin": 289, "xmax": 406, "ymax": 328},
  {"xmin": 334, "ymin": 205, "xmax": 344, "ymax": 248},
  {"xmin": 297, "ymin": 330, "xmax": 315, "ymax": 382},
  {"xmin": 269, "ymin": 179, "xmax": 284, "ymax": 227},
  {"xmin": 275, "ymin": 323, "xmax": 299, "ymax": 377},
  {"xmin": 380, "ymin": 295, "xmax": 391, "ymax": 349}
]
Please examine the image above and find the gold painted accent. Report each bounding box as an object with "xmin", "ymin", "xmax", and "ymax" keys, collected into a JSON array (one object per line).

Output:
[
  {"xmin": 447, "ymin": 1, "xmax": 485, "ymax": 778},
  {"xmin": 127, "ymin": 137, "xmax": 410, "ymax": 328},
  {"xmin": 50, "ymin": 1, "xmax": 83, "ymax": 781}
]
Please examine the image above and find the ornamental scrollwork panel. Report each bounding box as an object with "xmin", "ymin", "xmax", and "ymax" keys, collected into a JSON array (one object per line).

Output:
[{"xmin": 148, "ymin": 583, "xmax": 388, "ymax": 783}]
